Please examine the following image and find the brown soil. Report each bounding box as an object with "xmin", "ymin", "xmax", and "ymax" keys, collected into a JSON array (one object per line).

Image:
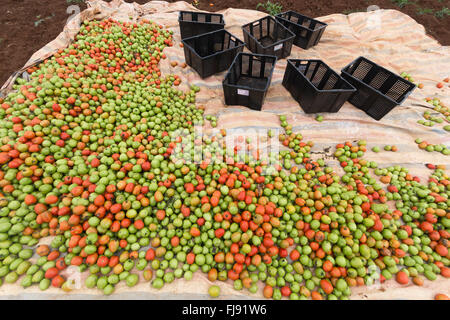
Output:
[
  {"xmin": 0, "ymin": 0, "xmax": 448, "ymax": 86},
  {"xmin": 0, "ymin": 0, "xmax": 87, "ymax": 86},
  {"xmin": 188, "ymin": 0, "xmax": 450, "ymax": 45}
]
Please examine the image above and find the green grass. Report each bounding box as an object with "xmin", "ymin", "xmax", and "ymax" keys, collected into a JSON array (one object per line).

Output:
[
  {"xmin": 417, "ymin": 7, "xmax": 433, "ymax": 15},
  {"xmin": 34, "ymin": 16, "xmax": 44, "ymax": 27},
  {"xmin": 34, "ymin": 13, "xmax": 55, "ymax": 27},
  {"xmin": 256, "ymin": 1, "xmax": 283, "ymax": 15},
  {"xmin": 435, "ymin": 7, "xmax": 450, "ymax": 18},
  {"xmin": 392, "ymin": 0, "xmax": 411, "ymax": 8}
]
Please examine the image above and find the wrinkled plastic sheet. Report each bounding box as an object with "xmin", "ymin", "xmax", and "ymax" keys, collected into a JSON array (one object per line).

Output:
[{"xmin": 0, "ymin": 0, "xmax": 449, "ymax": 299}]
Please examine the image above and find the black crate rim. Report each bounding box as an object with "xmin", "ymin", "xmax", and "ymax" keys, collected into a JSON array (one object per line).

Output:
[
  {"xmin": 242, "ymin": 15, "xmax": 295, "ymax": 50},
  {"xmin": 222, "ymin": 52, "xmax": 278, "ymax": 92},
  {"xmin": 178, "ymin": 10, "xmax": 225, "ymax": 25},
  {"xmin": 276, "ymin": 11, "xmax": 328, "ymax": 32},
  {"xmin": 341, "ymin": 56, "xmax": 416, "ymax": 105},
  {"xmin": 288, "ymin": 59, "xmax": 356, "ymax": 93},
  {"xmin": 181, "ymin": 29, "xmax": 245, "ymax": 61}
]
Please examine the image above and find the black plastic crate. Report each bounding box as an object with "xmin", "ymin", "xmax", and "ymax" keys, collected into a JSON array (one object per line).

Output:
[
  {"xmin": 341, "ymin": 56, "xmax": 416, "ymax": 120},
  {"xmin": 282, "ymin": 59, "xmax": 356, "ymax": 113},
  {"xmin": 178, "ymin": 11, "xmax": 225, "ymax": 39},
  {"xmin": 182, "ymin": 29, "xmax": 245, "ymax": 79},
  {"xmin": 275, "ymin": 11, "xmax": 327, "ymax": 49},
  {"xmin": 242, "ymin": 16, "xmax": 295, "ymax": 59},
  {"xmin": 223, "ymin": 52, "xmax": 277, "ymax": 110}
]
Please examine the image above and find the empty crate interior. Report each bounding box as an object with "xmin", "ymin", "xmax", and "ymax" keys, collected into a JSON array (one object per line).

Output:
[
  {"xmin": 227, "ymin": 54, "xmax": 276, "ymax": 90},
  {"xmin": 184, "ymin": 31, "xmax": 242, "ymax": 58},
  {"xmin": 344, "ymin": 58, "xmax": 415, "ymax": 103},
  {"xmin": 294, "ymin": 60, "xmax": 353, "ymax": 91},
  {"xmin": 243, "ymin": 17, "xmax": 291, "ymax": 47},
  {"xmin": 179, "ymin": 11, "xmax": 224, "ymax": 24},
  {"xmin": 278, "ymin": 11, "xmax": 326, "ymax": 38},
  {"xmin": 280, "ymin": 11, "xmax": 326, "ymax": 30}
]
